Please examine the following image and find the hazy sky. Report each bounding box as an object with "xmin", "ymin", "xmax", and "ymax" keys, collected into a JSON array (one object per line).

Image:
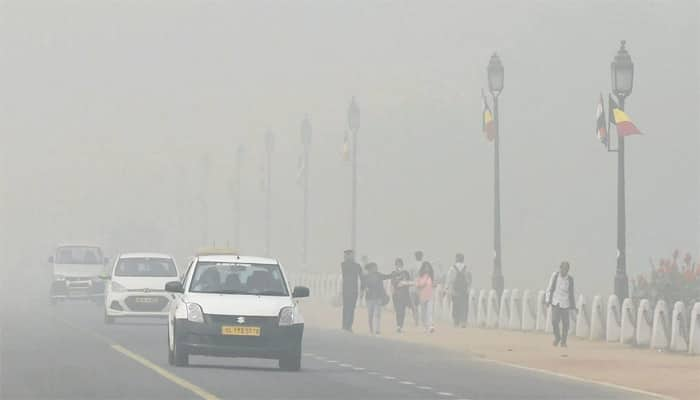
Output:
[{"xmin": 1, "ymin": 0, "xmax": 698, "ymax": 293}]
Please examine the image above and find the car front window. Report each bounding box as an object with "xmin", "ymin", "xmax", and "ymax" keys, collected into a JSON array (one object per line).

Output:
[
  {"xmin": 55, "ymin": 246, "xmax": 104, "ymax": 265},
  {"xmin": 114, "ymin": 258, "xmax": 178, "ymax": 277},
  {"xmin": 189, "ymin": 262, "xmax": 288, "ymax": 296}
]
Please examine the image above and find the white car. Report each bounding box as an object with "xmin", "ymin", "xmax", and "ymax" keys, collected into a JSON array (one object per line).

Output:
[
  {"xmin": 49, "ymin": 245, "xmax": 108, "ymax": 303},
  {"xmin": 104, "ymin": 253, "xmax": 179, "ymax": 323},
  {"xmin": 165, "ymin": 254, "xmax": 309, "ymax": 371}
]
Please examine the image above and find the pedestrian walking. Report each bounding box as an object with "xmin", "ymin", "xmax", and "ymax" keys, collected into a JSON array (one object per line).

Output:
[
  {"xmin": 390, "ymin": 258, "xmax": 412, "ymax": 333},
  {"xmin": 546, "ymin": 261, "xmax": 576, "ymax": 347},
  {"xmin": 446, "ymin": 253, "xmax": 471, "ymax": 327},
  {"xmin": 362, "ymin": 262, "xmax": 392, "ymax": 335},
  {"xmin": 416, "ymin": 261, "xmax": 435, "ymax": 333},
  {"xmin": 409, "ymin": 250, "xmax": 424, "ymax": 326},
  {"xmin": 341, "ymin": 249, "xmax": 362, "ymax": 332}
]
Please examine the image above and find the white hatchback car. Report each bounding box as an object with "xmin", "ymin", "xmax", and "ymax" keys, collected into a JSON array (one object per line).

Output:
[
  {"xmin": 104, "ymin": 253, "xmax": 179, "ymax": 323},
  {"xmin": 165, "ymin": 254, "xmax": 309, "ymax": 370}
]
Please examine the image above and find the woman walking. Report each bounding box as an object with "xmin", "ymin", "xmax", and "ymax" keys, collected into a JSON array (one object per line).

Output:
[
  {"xmin": 362, "ymin": 262, "xmax": 392, "ymax": 335},
  {"xmin": 390, "ymin": 258, "xmax": 412, "ymax": 333},
  {"xmin": 416, "ymin": 261, "xmax": 435, "ymax": 333}
]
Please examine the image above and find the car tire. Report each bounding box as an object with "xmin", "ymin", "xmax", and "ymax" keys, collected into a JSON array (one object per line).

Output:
[
  {"xmin": 104, "ymin": 314, "xmax": 114, "ymax": 324},
  {"xmin": 278, "ymin": 354, "xmax": 301, "ymax": 371},
  {"xmin": 172, "ymin": 325, "xmax": 189, "ymax": 367}
]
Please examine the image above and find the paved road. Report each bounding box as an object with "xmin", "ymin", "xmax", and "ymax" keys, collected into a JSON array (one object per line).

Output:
[{"xmin": 0, "ymin": 292, "xmax": 661, "ymax": 400}]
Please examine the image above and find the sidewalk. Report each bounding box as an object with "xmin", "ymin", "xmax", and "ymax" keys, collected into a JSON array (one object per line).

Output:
[{"xmin": 302, "ymin": 301, "xmax": 699, "ymax": 400}]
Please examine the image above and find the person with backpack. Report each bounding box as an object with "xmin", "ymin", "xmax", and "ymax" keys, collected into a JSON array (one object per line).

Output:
[
  {"xmin": 446, "ymin": 253, "xmax": 472, "ymax": 327},
  {"xmin": 546, "ymin": 261, "xmax": 576, "ymax": 347}
]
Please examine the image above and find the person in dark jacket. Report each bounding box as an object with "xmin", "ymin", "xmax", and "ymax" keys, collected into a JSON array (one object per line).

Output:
[
  {"xmin": 341, "ymin": 249, "xmax": 362, "ymax": 332},
  {"xmin": 546, "ymin": 261, "xmax": 576, "ymax": 347},
  {"xmin": 390, "ymin": 258, "xmax": 412, "ymax": 333},
  {"xmin": 362, "ymin": 263, "xmax": 393, "ymax": 335}
]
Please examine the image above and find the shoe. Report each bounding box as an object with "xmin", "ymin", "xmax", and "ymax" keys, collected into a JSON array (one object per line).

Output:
[
  {"xmin": 560, "ymin": 342, "xmax": 567, "ymax": 348},
  {"xmin": 429, "ymin": 327, "xmax": 435, "ymax": 333},
  {"xmin": 396, "ymin": 327, "xmax": 402, "ymax": 333},
  {"xmin": 460, "ymin": 324, "xmax": 466, "ymax": 328},
  {"xmin": 553, "ymin": 339, "xmax": 560, "ymax": 346}
]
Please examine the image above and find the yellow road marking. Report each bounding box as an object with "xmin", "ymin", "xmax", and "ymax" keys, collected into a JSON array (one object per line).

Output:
[
  {"xmin": 50, "ymin": 314, "xmax": 220, "ymax": 400},
  {"xmin": 111, "ymin": 345, "xmax": 220, "ymax": 400}
]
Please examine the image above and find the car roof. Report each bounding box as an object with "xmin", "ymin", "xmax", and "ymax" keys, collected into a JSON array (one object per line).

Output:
[
  {"xmin": 119, "ymin": 252, "xmax": 174, "ymax": 260},
  {"xmin": 196, "ymin": 255, "xmax": 278, "ymax": 265}
]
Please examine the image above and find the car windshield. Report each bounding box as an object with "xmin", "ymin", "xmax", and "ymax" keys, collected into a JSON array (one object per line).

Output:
[
  {"xmin": 55, "ymin": 246, "xmax": 104, "ymax": 265},
  {"xmin": 114, "ymin": 257, "xmax": 178, "ymax": 277},
  {"xmin": 189, "ymin": 262, "xmax": 288, "ymax": 296}
]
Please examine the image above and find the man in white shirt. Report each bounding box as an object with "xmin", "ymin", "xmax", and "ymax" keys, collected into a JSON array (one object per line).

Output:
[{"xmin": 546, "ymin": 261, "xmax": 576, "ymax": 347}]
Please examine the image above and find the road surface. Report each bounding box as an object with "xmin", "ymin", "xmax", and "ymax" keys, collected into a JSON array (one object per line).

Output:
[{"xmin": 1, "ymin": 294, "xmax": 659, "ymax": 399}]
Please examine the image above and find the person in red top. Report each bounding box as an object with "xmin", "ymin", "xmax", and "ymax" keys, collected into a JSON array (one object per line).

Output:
[{"xmin": 415, "ymin": 261, "xmax": 435, "ymax": 333}]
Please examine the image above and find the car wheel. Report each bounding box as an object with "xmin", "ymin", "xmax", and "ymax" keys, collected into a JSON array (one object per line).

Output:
[
  {"xmin": 104, "ymin": 314, "xmax": 114, "ymax": 324},
  {"xmin": 279, "ymin": 354, "xmax": 301, "ymax": 371},
  {"xmin": 172, "ymin": 325, "xmax": 189, "ymax": 367}
]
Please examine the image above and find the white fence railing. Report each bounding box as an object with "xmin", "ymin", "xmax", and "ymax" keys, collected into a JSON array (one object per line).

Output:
[{"xmin": 291, "ymin": 272, "xmax": 699, "ymax": 355}]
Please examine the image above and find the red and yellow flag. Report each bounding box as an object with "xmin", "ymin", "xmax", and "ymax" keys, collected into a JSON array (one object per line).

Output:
[
  {"xmin": 609, "ymin": 95, "xmax": 641, "ymax": 136},
  {"xmin": 482, "ymin": 91, "xmax": 496, "ymax": 141}
]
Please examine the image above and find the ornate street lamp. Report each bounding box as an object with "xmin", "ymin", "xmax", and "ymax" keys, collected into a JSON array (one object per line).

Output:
[
  {"xmin": 347, "ymin": 97, "xmax": 360, "ymax": 252},
  {"xmin": 300, "ymin": 116, "xmax": 312, "ymax": 265},
  {"xmin": 487, "ymin": 53, "xmax": 504, "ymax": 298}
]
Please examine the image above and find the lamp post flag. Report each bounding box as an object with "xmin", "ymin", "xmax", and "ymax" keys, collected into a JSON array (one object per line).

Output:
[
  {"xmin": 596, "ymin": 93, "xmax": 608, "ymax": 145},
  {"xmin": 482, "ymin": 90, "xmax": 496, "ymax": 141},
  {"xmin": 609, "ymin": 95, "xmax": 642, "ymax": 136}
]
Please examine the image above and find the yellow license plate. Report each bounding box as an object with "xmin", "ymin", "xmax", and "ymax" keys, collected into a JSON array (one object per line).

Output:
[{"xmin": 221, "ymin": 326, "xmax": 261, "ymax": 336}]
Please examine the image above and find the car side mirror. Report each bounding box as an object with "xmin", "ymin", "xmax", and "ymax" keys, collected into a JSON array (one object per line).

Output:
[
  {"xmin": 48, "ymin": 256, "xmax": 54, "ymax": 263},
  {"xmin": 165, "ymin": 281, "xmax": 184, "ymax": 293},
  {"xmin": 292, "ymin": 286, "xmax": 310, "ymax": 298}
]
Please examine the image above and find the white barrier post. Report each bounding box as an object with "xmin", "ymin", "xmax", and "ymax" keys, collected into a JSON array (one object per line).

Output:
[
  {"xmin": 486, "ymin": 289, "xmax": 499, "ymax": 328},
  {"xmin": 477, "ymin": 289, "xmax": 487, "ymax": 327},
  {"xmin": 575, "ymin": 294, "xmax": 589, "ymax": 338},
  {"xmin": 620, "ymin": 298, "xmax": 636, "ymax": 344},
  {"xmin": 606, "ymin": 294, "xmax": 621, "ymax": 342},
  {"xmin": 670, "ymin": 301, "xmax": 688, "ymax": 353},
  {"xmin": 468, "ymin": 289, "xmax": 478, "ymax": 327},
  {"xmin": 589, "ymin": 295, "xmax": 605, "ymax": 341},
  {"xmin": 521, "ymin": 290, "xmax": 536, "ymax": 331},
  {"xmin": 650, "ymin": 300, "xmax": 670, "ymax": 350},
  {"xmin": 508, "ymin": 289, "xmax": 522, "ymax": 330},
  {"xmin": 635, "ymin": 299, "xmax": 652, "ymax": 347},
  {"xmin": 689, "ymin": 302, "xmax": 700, "ymax": 355},
  {"xmin": 535, "ymin": 290, "xmax": 547, "ymax": 331},
  {"xmin": 498, "ymin": 289, "xmax": 511, "ymax": 329}
]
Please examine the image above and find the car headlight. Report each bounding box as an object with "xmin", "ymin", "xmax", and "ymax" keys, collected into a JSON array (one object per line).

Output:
[
  {"xmin": 110, "ymin": 281, "xmax": 126, "ymax": 292},
  {"xmin": 279, "ymin": 306, "xmax": 295, "ymax": 326},
  {"xmin": 187, "ymin": 303, "xmax": 204, "ymax": 323}
]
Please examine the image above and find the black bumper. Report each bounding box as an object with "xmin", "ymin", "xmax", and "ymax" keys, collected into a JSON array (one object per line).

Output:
[{"xmin": 175, "ymin": 318, "xmax": 303, "ymax": 359}]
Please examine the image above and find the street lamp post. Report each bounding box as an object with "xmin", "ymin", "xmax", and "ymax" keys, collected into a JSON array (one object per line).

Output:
[
  {"xmin": 234, "ymin": 144, "xmax": 244, "ymax": 250},
  {"xmin": 611, "ymin": 40, "xmax": 634, "ymax": 301},
  {"xmin": 300, "ymin": 116, "xmax": 312, "ymax": 265},
  {"xmin": 265, "ymin": 130, "xmax": 274, "ymax": 256},
  {"xmin": 487, "ymin": 53, "xmax": 505, "ymax": 298},
  {"xmin": 347, "ymin": 97, "xmax": 360, "ymax": 253}
]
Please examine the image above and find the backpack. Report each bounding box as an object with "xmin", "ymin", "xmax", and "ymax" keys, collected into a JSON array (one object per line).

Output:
[{"xmin": 453, "ymin": 265, "xmax": 469, "ymax": 295}]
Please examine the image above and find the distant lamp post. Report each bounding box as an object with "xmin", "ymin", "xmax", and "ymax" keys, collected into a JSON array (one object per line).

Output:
[
  {"xmin": 264, "ymin": 130, "xmax": 274, "ymax": 256},
  {"xmin": 611, "ymin": 40, "xmax": 634, "ymax": 301},
  {"xmin": 347, "ymin": 97, "xmax": 360, "ymax": 253},
  {"xmin": 300, "ymin": 116, "xmax": 312, "ymax": 266},
  {"xmin": 487, "ymin": 53, "xmax": 504, "ymax": 298},
  {"xmin": 233, "ymin": 145, "xmax": 244, "ymax": 250}
]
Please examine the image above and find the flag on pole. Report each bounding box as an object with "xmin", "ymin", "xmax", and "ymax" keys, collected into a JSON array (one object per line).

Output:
[
  {"xmin": 342, "ymin": 130, "xmax": 350, "ymax": 161},
  {"xmin": 481, "ymin": 90, "xmax": 496, "ymax": 141},
  {"xmin": 609, "ymin": 95, "xmax": 642, "ymax": 136},
  {"xmin": 596, "ymin": 93, "xmax": 608, "ymax": 146}
]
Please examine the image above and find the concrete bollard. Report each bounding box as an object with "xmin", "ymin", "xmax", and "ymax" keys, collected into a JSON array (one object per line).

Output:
[
  {"xmin": 498, "ymin": 289, "xmax": 511, "ymax": 329},
  {"xmin": 669, "ymin": 301, "xmax": 688, "ymax": 353},
  {"xmin": 689, "ymin": 302, "xmax": 700, "ymax": 355},
  {"xmin": 535, "ymin": 290, "xmax": 547, "ymax": 331},
  {"xmin": 468, "ymin": 289, "xmax": 478, "ymax": 327},
  {"xmin": 635, "ymin": 299, "xmax": 652, "ymax": 347},
  {"xmin": 477, "ymin": 289, "xmax": 488, "ymax": 327},
  {"xmin": 508, "ymin": 289, "xmax": 522, "ymax": 330},
  {"xmin": 620, "ymin": 297, "xmax": 636, "ymax": 344},
  {"xmin": 589, "ymin": 295, "xmax": 605, "ymax": 341},
  {"xmin": 575, "ymin": 294, "xmax": 590, "ymax": 339},
  {"xmin": 521, "ymin": 290, "xmax": 536, "ymax": 331},
  {"xmin": 606, "ymin": 294, "xmax": 621, "ymax": 342},
  {"xmin": 486, "ymin": 289, "xmax": 499, "ymax": 328},
  {"xmin": 650, "ymin": 300, "xmax": 670, "ymax": 350}
]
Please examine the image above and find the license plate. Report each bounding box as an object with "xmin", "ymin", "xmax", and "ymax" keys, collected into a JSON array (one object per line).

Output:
[
  {"xmin": 221, "ymin": 326, "xmax": 261, "ymax": 336},
  {"xmin": 134, "ymin": 297, "xmax": 158, "ymax": 303}
]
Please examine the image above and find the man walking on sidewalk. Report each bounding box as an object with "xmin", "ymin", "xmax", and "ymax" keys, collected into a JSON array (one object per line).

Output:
[
  {"xmin": 446, "ymin": 253, "xmax": 471, "ymax": 327},
  {"xmin": 546, "ymin": 261, "xmax": 576, "ymax": 347},
  {"xmin": 341, "ymin": 249, "xmax": 362, "ymax": 332}
]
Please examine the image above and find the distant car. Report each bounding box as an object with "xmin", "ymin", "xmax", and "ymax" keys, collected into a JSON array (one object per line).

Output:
[
  {"xmin": 104, "ymin": 253, "xmax": 179, "ymax": 323},
  {"xmin": 165, "ymin": 254, "xmax": 309, "ymax": 371},
  {"xmin": 49, "ymin": 245, "xmax": 108, "ymax": 304}
]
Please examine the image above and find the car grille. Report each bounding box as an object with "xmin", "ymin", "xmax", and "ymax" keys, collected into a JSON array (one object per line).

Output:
[
  {"xmin": 65, "ymin": 278, "xmax": 92, "ymax": 289},
  {"xmin": 124, "ymin": 295, "xmax": 169, "ymax": 312}
]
